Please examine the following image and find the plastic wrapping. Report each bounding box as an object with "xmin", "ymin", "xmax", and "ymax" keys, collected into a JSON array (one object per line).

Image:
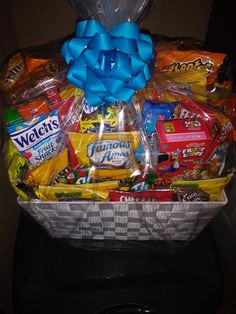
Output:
[
  {"xmin": 71, "ymin": 0, "xmax": 156, "ymax": 28},
  {"xmin": 0, "ymin": 1, "xmax": 234, "ymax": 242},
  {"xmin": 154, "ymin": 39, "xmax": 233, "ymax": 103}
]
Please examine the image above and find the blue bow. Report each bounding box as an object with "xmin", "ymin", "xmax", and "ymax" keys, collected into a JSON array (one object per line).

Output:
[{"xmin": 61, "ymin": 20, "xmax": 153, "ymax": 106}]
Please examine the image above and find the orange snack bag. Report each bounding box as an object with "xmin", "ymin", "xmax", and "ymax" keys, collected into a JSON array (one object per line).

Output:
[
  {"xmin": 17, "ymin": 99, "xmax": 50, "ymax": 120},
  {"xmin": 156, "ymin": 49, "xmax": 227, "ymax": 86}
]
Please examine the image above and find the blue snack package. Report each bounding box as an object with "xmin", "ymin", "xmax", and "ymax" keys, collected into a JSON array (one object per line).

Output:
[{"xmin": 142, "ymin": 101, "xmax": 178, "ymax": 134}]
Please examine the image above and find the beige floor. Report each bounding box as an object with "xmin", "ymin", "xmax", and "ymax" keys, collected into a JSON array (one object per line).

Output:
[{"xmin": 0, "ymin": 156, "xmax": 21, "ymax": 314}]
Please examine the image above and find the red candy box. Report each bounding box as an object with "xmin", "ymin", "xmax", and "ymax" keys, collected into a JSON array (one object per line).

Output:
[
  {"xmin": 156, "ymin": 119, "xmax": 212, "ymax": 179},
  {"xmin": 109, "ymin": 190, "xmax": 174, "ymax": 202}
]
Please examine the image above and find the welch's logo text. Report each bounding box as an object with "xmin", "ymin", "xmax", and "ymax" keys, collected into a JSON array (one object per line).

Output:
[
  {"xmin": 87, "ymin": 140, "xmax": 132, "ymax": 167},
  {"xmin": 10, "ymin": 114, "xmax": 61, "ymax": 152}
]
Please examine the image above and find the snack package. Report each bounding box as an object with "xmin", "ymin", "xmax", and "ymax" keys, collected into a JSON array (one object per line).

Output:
[
  {"xmin": 37, "ymin": 180, "xmax": 120, "ymax": 202},
  {"xmin": 156, "ymin": 119, "xmax": 212, "ymax": 180},
  {"xmin": 0, "ymin": 52, "xmax": 68, "ymax": 105},
  {"xmin": 172, "ymin": 174, "xmax": 233, "ymax": 201},
  {"xmin": 210, "ymin": 95, "xmax": 236, "ymax": 141},
  {"xmin": 152, "ymin": 69, "xmax": 208, "ymax": 103},
  {"xmin": 109, "ymin": 190, "xmax": 174, "ymax": 202},
  {"xmin": 154, "ymin": 96, "xmax": 233, "ymax": 181},
  {"xmin": 155, "ymin": 39, "xmax": 233, "ymax": 103},
  {"xmin": 68, "ymin": 131, "xmax": 140, "ymax": 169},
  {"xmin": 7, "ymin": 110, "xmax": 63, "ymax": 165}
]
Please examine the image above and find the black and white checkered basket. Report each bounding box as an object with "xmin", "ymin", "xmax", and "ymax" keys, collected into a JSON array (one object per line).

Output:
[{"xmin": 18, "ymin": 191, "xmax": 227, "ymax": 241}]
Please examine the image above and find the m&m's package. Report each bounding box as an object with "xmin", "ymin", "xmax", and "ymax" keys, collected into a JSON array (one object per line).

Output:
[{"xmin": 0, "ymin": 0, "xmax": 234, "ymax": 209}]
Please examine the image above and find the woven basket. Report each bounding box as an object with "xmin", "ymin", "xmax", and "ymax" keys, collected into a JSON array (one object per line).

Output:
[{"xmin": 18, "ymin": 191, "xmax": 227, "ymax": 241}]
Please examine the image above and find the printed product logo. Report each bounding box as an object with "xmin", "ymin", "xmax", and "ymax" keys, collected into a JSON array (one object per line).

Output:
[
  {"xmin": 87, "ymin": 139, "xmax": 132, "ymax": 167},
  {"xmin": 168, "ymin": 58, "xmax": 214, "ymax": 76},
  {"xmin": 82, "ymin": 98, "xmax": 98, "ymax": 114},
  {"xmin": 9, "ymin": 112, "xmax": 61, "ymax": 165},
  {"xmin": 182, "ymin": 147, "xmax": 206, "ymax": 158},
  {"xmin": 120, "ymin": 195, "xmax": 156, "ymax": 202},
  {"xmin": 168, "ymin": 83, "xmax": 191, "ymax": 96},
  {"xmin": 131, "ymin": 182, "xmax": 149, "ymax": 192},
  {"xmin": 184, "ymin": 120, "xmax": 201, "ymax": 129},
  {"xmin": 4, "ymin": 63, "xmax": 24, "ymax": 87},
  {"xmin": 179, "ymin": 108, "xmax": 202, "ymax": 120}
]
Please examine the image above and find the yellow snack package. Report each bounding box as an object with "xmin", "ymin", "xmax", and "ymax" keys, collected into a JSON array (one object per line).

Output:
[
  {"xmin": 59, "ymin": 86, "xmax": 83, "ymax": 100},
  {"xmin": 6, "ymin": 140, "xmax": 29, "ymax": 201},
  {"xmin": 25, "ymin": 149, "xmax": 68, "ymax": 186},
  {"xmin": 68, "ymin": 131, "xmax": 140, "ymax": 170},
  {"xmin": 207, "ymin": 81, "xmax": 232, "ymax": 103},
  {"xmin": 55, "ymin": 180, "xmax": 120, "ymax": 190},
  {"xmin": 172, "ymin": 174, "xmax": 233, "ymax": 201},
  {"xmin": 37, "ymin": 185, "xmax": 109, "ymax": 201},
  {"xmin": 89, "ymin": 168, "xmax": 140, "ymax": 180},
  {"xmin": 153, "ymin": 69, "xmax": 207, "ymax": 103}
]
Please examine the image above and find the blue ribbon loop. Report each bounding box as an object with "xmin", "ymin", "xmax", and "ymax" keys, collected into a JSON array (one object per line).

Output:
[{"xmin": 61, "ymin": 20, "xmax": 153, "ymax": 106}]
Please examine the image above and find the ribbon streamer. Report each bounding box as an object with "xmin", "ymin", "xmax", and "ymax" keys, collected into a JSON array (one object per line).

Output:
[{"xmin": 61, "ymin": 20, "xmax": 153, "ymax": 106}]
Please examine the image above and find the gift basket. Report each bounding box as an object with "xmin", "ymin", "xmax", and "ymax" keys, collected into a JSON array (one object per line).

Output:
[{"xmin": 0, "ymin": 0, "xmax": 235, "ymax": 241}]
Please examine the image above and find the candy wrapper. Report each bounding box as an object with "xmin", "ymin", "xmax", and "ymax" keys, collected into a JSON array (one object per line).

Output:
[{"xmin": 0, "ymin": 0, "xmax": 234, "ymax": 242}]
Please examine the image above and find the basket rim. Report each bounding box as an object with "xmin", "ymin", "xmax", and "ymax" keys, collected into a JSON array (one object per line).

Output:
[{"xmin": 17, "ymin": 191, "xmax": 228, "ymax": 206}]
